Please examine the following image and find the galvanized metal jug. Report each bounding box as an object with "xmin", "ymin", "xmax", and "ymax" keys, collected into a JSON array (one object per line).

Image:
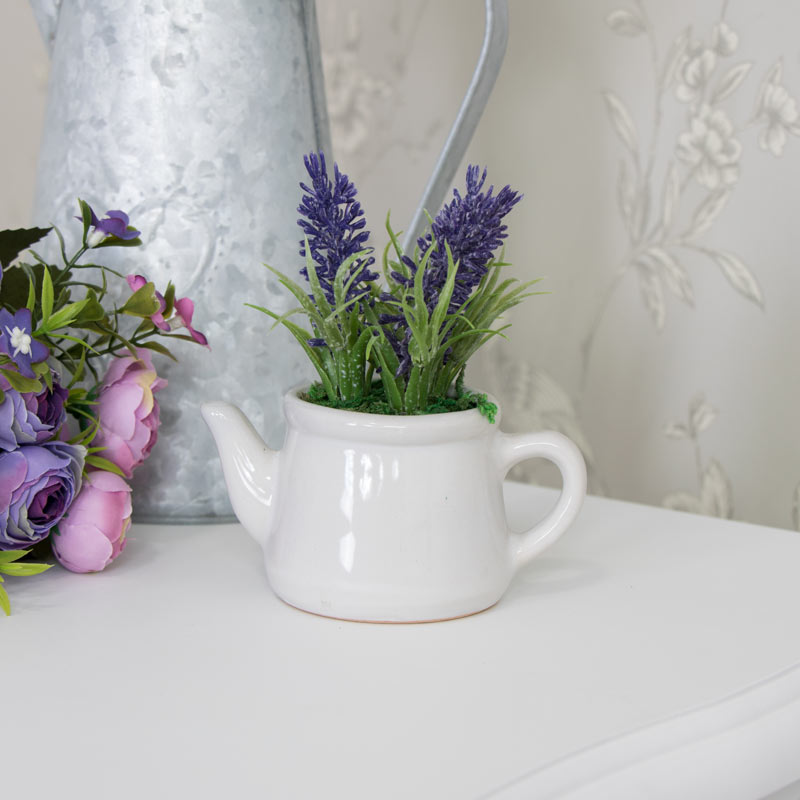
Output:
[{"xmin": 30, "ymin": 0, "xmax": 508, "ymax": 521}]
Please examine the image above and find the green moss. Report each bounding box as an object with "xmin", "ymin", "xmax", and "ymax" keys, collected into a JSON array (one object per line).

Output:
[{"xmin": 300, "ymin": 381, "xmax": 497, "ymax": 422}]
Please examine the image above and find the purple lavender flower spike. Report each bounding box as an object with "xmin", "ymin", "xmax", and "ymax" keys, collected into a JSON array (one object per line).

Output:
[
  {"xmin": 297, "ymin": 152, "xmax": 378, "ymax": 308},
  {"xmin": 84, "ymin": 207, "xmax": 141, "ymax": 247},
  {"xmin": 387, "ymin": 166, "xmax": 521, "ymax": 376},
  {"xmin": 417, "ymin": 165, "xmax": 522, "ymax": 313},
  {"xmin": 0, "ymin": 308, "xmax": 49, "ymax": 378}
]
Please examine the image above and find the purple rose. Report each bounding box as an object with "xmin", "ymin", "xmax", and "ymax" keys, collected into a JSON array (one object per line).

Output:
[
  {"xmin": 0, "ymin": 390, "xmax": 48, "ymax": 451},
  {"xmin": 0, "ymin": 382, "xmax": 68, "ymax": 451},
  {"xmin": 23, "ymin": 380, "xmax": 68, "ymax": 438},
  {"xmin": 0, "ymin": 441, "xmax": 85, "ymax": 550}
]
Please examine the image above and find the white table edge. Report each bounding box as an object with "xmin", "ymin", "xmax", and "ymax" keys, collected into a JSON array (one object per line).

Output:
[{"xmin": 485, "ymin": 659, "xmax": 800, "ymax": 799}]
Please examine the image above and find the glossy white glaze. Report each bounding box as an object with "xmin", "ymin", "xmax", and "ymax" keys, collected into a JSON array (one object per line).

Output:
[{"xmin": 202, "ymin": 388, "xmax": 586, "ymax": 622}]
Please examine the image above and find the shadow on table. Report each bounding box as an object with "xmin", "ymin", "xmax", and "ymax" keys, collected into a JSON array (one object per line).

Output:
[{"xmin": 504, "ymin": 555, "xmax": 604, "ymax": 599}]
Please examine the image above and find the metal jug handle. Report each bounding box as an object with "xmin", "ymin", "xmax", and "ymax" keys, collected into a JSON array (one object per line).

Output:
[{"xmin": 402, "ymin": 0, "xmax": 509, "ymax": 252}]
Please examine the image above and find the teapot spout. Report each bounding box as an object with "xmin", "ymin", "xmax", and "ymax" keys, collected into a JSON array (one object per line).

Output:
[{"xmin": 201, "ymin": 401, "xmax": 278, "ymax": 548}]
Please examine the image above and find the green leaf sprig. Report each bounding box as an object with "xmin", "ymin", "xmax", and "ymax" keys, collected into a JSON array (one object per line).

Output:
[{"xmin": 0, "ymin": 551, "xmax": 52, "ymax": 616}]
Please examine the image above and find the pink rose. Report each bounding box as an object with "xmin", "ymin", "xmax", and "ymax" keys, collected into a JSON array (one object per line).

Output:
[
  {"xmin": 52, "ymin": 470, "xmax": 132, "ymax": 573},
  {"xmin": 93, "ymin": 348, "xmax": 167, "ymax": 477}
]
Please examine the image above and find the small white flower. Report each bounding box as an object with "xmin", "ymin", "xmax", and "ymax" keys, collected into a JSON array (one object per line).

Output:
[
  {"xmin": 677, "ymin": 104, "xmax": 741, "ymax": 189},
  {"xmin": 755, "ymin": 68, "xmax": 800, "ymax": 157},
  {"xmin": 87, "ymin": 229, "xmax": 108, "ymax": 248},
  {"xmin": 676, "ymin": 41, "xmax": 717, "ymax": 104},
  {"xmin": 6, "ymin": 325, "xmax": 33, "ymax": 357},
  {"xmin": 711, "ymin": 22, "xmax": 738, "ymax": 57}
]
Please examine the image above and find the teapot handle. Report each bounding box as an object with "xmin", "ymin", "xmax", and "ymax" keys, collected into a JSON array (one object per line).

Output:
[
  {"xmin": 494, "ymin": 432, "xmax": 587, "ymax": 570},
  {"xmin": 403, "ymin": 0, "xmax": 509, "ymax": 251}
]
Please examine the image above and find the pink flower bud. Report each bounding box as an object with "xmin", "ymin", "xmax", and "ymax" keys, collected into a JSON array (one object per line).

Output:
[
  {"xmin": 52, "ymin": 470, "xmax": 132, "ymax": 573},
  {"xmin": 92, "ymin": 349, "xmax": 167, "ymax": 477}
]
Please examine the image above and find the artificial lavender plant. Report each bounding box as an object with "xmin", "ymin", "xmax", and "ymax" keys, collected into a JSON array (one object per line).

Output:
[
  {"xmin": 383, "ymin": 165, "xmax": 522, "ymax": 377},
  {"xmin": 249, "ymin": 154, "xmax": 540, "ymax": 418}
]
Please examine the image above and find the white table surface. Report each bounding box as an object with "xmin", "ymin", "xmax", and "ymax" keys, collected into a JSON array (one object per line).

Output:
[{"xmin": 5, "ymin": 482, "xmax": 800, "ymax": 799}]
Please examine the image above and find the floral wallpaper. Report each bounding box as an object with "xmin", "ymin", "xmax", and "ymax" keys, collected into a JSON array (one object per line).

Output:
[{"xmin": 586, "ymin": 1, "xmax": 794, "ymax": 521}]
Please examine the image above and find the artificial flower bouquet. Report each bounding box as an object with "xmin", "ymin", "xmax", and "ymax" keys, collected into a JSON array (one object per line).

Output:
[
  {"xmin": 0, "ymin": 202, "xmax": 207, "ymax": 614},
  {"xmin": 250, "ymin": 153, "xmax": 538, "ymax": 419}
]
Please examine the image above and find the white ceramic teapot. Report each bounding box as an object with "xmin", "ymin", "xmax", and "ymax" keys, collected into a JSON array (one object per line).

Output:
[{"xmin": 202, "ymin": 388, "xmax": 586, "ymax": 622}]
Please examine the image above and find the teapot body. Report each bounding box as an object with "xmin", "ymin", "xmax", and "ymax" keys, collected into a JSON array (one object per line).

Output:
[
  {"xmin": 268, "ymin": 392, "xmax": 514, "ymax": 621},
  {"xmin": 204, "ymin": 388, "xmax": 587, "ymax": 623}
]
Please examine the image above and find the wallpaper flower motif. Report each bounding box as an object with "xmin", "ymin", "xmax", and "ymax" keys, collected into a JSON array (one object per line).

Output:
[
  {"xmin": 578, "ymin": 1, "xmax": 800, "ymax": 525},
  {"xmin": 318, "ymin": 2, "xmax": 444, "ymax": 177},
  {"xmin": 675, "ymin": 39, "xmax": 718, "ymax": 104},
  {"xmin": 662, "ymin": 394, "xmax": 733, "ymax": 518},
  {"xmin": 320, "ymin": 9, "xmax": 391, "ymax": 159},
  {"xmin": 676, "ymin": 104, "xmax": 741, "ymax": 190},
  {"xmin": 591, "ymin": 3, "xmax": 775, "ymax": 350},
  {"xmin": 754, "ymin": 60, "xmax": 800, "ymax": 156}
]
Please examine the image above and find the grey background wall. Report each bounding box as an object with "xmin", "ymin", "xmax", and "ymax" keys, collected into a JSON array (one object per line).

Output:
[{"xmin": 1, "ymin": 3, "xmax": 47, "ymax": 227}]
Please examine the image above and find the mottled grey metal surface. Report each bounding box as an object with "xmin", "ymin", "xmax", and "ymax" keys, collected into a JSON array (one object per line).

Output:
[{"xmin": 31, "ymin": 0, "xmax": 331, "ymax": 521}]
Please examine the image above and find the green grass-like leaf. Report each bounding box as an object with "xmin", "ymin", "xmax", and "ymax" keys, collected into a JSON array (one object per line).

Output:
[
  {"xmin": 0, "ymin": 581, "xmax": 10, "ymax": 617},
  {"xmin": 0, "ymin": 561, "xmax": 52, "ymax": 577},
  {"xmin": 300, "ymin": 380, "xmax": 495, "ymax": 419},
  {"xmin": 26, "ymin": 270, "xmax": 36, "ymax": 312},
  {"xmin": 0, "ymin": 551, "xmax": 53, "ymax": 616},
  {"xmin": 41, "ymin": 264, "xmax": 54, "ymax": 322},
  {"xmin": 84, "ymin": 454, "xmax": 127, "ymax": 477},
  {"xmin": 246, "ymin": 303, "xmax": 337, "ymax": 400},
  {"xmin": 120, "ymin": 281, "xmax": 160, "ymax": 317},
  {"xmin": 0, "ymin": 368, "xmax": 41, "ymax": 393},
  {"xmin": 35, "ymin": 298, "xmax": 89, "ymax": 334},
  {"xmin": 0, "ymin": 550, "xmax": 29, "ymax": 564},
  {"xmin": 77, "ymin": 199, "xmax": 93, "ymax": 244}
]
